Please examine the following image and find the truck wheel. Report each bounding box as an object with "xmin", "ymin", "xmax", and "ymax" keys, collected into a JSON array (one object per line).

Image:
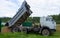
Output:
[
  {"xmin": 12, "ymin": 28, "xmax": 18, "ymax": 32},
  {"xmin": 11, "ymin": 27, "xmax": 19, "ymax": 32},
  {"xmin": 41, "ymin": 29, "xmax": 50, "ymax": 36}
]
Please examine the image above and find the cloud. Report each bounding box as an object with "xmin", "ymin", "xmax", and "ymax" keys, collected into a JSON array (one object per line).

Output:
[
  {"xmin": 25, "ymin": 0, "xmax": 60, "ymax": 17},
  {"xmin": 0, "ymin": 0, "xmax": 60, "ymax": 17},
  {"xmin": 0, "ymin": 0, "xmax": 19, "ymax": 17}
]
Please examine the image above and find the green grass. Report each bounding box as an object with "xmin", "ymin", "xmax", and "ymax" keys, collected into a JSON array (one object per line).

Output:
[{"xmin": 0, "ymin": 31, "xmax": 60, "ymax": 38}]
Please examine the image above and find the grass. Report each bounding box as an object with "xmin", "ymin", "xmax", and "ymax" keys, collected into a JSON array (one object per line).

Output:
[
  {"xmin": 0, "ymin": 24, "xmax": 60, "ymax": 38},
  {"xmin": 0, "ymin": 32, "xmax": 60, "ymax": 38}
]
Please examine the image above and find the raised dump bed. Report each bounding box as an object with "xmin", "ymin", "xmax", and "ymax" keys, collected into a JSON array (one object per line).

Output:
[{"xmin": 5, "ymin": 1, "xmax": 32, "ymax": 27}]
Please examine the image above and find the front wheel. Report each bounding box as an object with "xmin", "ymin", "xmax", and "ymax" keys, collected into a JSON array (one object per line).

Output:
[{"xmin": 41, "ymin": 29, "xmax": 51, "ymax": 36}]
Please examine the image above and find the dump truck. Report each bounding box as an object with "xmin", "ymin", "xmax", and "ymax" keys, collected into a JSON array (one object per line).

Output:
[{"xmin": 5, "ymin": 1, "xmax": 56, "ymax": 36}]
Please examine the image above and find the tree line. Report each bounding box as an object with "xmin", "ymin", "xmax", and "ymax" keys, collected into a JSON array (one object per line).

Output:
[
  {"xmin": 0, "ymin": 14, "xmax": 60, "ymax": 24},
  {"xmin": 51, "ymin": 14, "xmax": 60, "ymax": 24}
]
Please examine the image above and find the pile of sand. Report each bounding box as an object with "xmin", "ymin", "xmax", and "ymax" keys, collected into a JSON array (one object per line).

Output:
[{"xmin": 1, "ymin": 26, "xmax": 11, "ymax": 33}]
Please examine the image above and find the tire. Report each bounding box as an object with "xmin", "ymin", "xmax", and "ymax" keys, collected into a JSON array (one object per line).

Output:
[
  {"xmin": 11, "ymin": 27, "xmax": 19, "ymax": 32},
  {"xmin": 41, "ymin": 29, "xmax": 51, "ymax": 36},
  {"xmin": 12, "ymin": 28, "xmax": 18, "ymax": 32}
]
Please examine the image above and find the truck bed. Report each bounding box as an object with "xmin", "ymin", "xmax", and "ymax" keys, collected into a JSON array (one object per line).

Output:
[{"xmin": 5, "ymin": 1, "xmax": 32, "ymax": 27}]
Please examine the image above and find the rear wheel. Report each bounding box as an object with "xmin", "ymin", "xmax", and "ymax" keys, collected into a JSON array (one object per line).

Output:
[
  {"xmin": 11, "ymin": 27, "xmax": 20, "ymax": 32},
  {"xmin": 12, "ymin": 28, "xmax": 18, "ymax": 32},
  {"xmin": 41, "ymin": 29, "xmax": 51, "ymax": 36}
]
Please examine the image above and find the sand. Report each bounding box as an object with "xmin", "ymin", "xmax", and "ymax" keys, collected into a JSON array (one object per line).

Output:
[{"xmin": 1, "ymin": 26, "xmax": 11, "ymax": 33}]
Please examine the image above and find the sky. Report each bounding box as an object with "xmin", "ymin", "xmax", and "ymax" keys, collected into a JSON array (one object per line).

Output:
[{"xmin": 0, "ymin": 0, "xmax": 60, "ymax": 17}]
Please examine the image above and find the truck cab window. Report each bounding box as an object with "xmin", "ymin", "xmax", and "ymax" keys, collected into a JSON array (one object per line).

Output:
[{"xmin": 46, "ymin": 18, "xmax": 49, "ymax": 21}]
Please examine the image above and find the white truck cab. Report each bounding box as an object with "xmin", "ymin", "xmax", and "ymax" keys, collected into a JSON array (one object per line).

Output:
[
  {"xmin": 40, "ymin": 16, "xmax": 56, "ymax": 36},
  {"xmin": 40, "ymin": 16, "xmax": 56, "ymax": 29}
]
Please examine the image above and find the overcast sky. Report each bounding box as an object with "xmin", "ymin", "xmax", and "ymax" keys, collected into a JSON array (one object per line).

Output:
[{"xmin": 0, "ymin": 0, "xmax": 60, "ymax": 17}]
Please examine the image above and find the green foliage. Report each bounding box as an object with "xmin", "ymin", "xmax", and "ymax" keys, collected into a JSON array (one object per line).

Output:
[
  {"xmin": 0, "ymin": 17, "xmax": 11, "ymax": 22},
  {"xmin": 25, "ymin": 17, "xmax": 33, "ymax": 22},
  {"xmin": 25, "ymin": 17, "xmax": 40, "ymax": 23},
  {"xmin": 33, "ymin": 17, "xmax": 40, "ymax": 23},
  {"xmin": 51, "ymin": 14, "xmax": 60, "ymax": 24}
]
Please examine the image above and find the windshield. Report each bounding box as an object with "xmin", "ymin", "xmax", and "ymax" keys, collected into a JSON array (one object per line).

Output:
[{"xmin": 46, "ymin": 18, "xmax": 54, "ymax": 21}]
